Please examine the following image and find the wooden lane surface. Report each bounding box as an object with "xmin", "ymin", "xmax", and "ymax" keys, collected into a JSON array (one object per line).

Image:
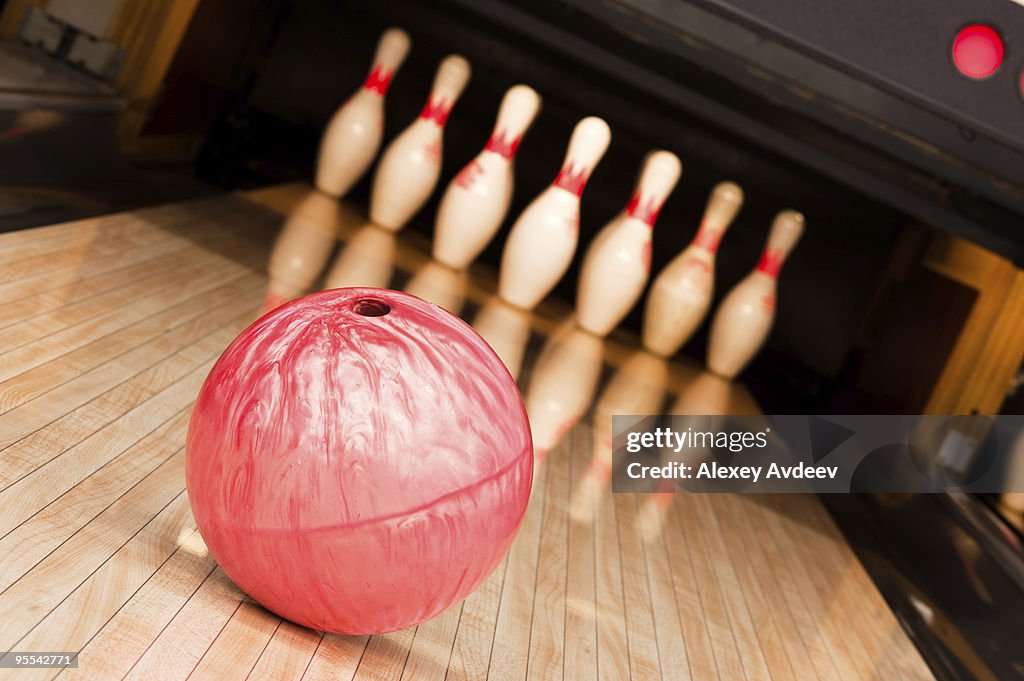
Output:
[{"xmin": 0, "ymin": 183, "xmax": 935, "ymax": 680}]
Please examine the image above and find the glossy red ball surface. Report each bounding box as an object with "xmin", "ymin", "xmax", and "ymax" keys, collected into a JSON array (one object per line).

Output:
[{"xmin": 185, "ymin": 287, "xmax": 533, "ymax": 635}]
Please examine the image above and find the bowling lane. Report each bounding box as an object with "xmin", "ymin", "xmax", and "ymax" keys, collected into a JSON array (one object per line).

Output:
[{"xmin": 0, "ymin": 183, "xmax": 934, "ymax": 681}]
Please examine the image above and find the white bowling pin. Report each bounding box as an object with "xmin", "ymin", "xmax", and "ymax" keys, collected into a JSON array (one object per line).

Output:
[
  {"xmin": 323, "ymin": 222, "xmax": 396, "ymax": 290},
  {"xmin": 263, "ymin": 190, "xmax": 343, "ymax": 313},
  {"xmin": 403, "ymin": 260, "xmax": 468, "ymax": 315},
  {"xmin": 470, "ymin": 297, "xmax": 533, "ymax": 381},
  {"xmin": 706, "ymin": 210, "xmax": 805, "ymax": 378},
  {"xmin": 643, "ymin": 181, "xmax": 744, "ymax": 356},
  {"xmin": 576, "ymin": 150, "xmax": 682, "ymax": 336},
  {"xmin": 498, "ymin": 116, "xmax": 611, "ymax": 310},
  {"xmin": 315, "ymin": 28, "xmax": 411, "ymax": 198},
  {"xmin": 432, "ymin": 85, "xmax": 541, "ymax": 268},
  {"xmin": 370, "ymin": 55, "xmax": 472, "ymax": 230},
  {"xmin": 525, "ymin": 320, "xmax": 604, "ymax": 463}
]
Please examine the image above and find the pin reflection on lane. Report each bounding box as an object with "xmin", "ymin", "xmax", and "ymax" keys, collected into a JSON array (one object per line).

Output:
[
  {"xmin": 262, "ymin": 189, "xmax": 345, "ymax": 315},
  {"xmin": 403, "ymin": 259, "xmax": 467, "ymax": 315},
  {"xmin": 637, "ymin": 368, "xmax": 763, "ymax": 539},
  {"xmin": 323, "ymin": 222, "xmax": 397, "ymax": 291},
  {"xmin": 470, "ymin": 297, "xmax": 532, "ymax": 382},
  {"xmin": 570, "ymin": 349, "xmax": 668, "ymax": 525},
  {"xmin": 525, "ymin": 319, "xmax": 604, "ymax": 467}
]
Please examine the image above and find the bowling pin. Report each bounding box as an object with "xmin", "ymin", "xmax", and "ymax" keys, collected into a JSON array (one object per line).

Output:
[
  {"xmin": 706, "ymin": 210, "xmax": 805, "ymax": 379},
  {"xmin": 576, "ymin": 150, "xmax": 682, "ymax": 336},
  {"xmin": 498, "ymin": 116, "xmax": 611, "ymax": 310},
  {"xmin": 315, "ymin": 28, "xmax": 411, "ymax": 198},
  {"xmin": 263, "ymin": 190, "xmax": 343, "ymax": 313},
  {"xmin": 643, "ymin": 181, "xmax": 744, "ymax": 356},
  {"xmin": 370, "ymin": 55, "xmax": 472, "ymax": 230},
  {"xmin": 323, "ymin": 222, "xmax": 397, "ymax": 290},
  {"xmin": 432, "ymin": 85, "xmax": 542, "ymax": 268}
]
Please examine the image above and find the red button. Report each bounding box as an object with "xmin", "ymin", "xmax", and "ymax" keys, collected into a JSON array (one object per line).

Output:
[{"xmin": 952, "ymin": 24, "xmax": 1004, "ymax": 80}]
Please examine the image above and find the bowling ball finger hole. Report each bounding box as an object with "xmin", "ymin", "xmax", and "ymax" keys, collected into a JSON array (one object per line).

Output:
[{"xmin": 352, "ymin": 298, "xmax": 391, "ymax": 317}]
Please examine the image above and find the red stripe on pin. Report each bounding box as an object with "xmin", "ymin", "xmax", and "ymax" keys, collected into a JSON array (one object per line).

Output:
[
  {"xmin": 362, "ymin": 66, "xmax": 394, "ymax": 95},
  {"xmin": 420, "ymin": 97, "xmax": 453, "ymax": 125},
  {"xmin": 626, "ymin": 193, "xmax": 662, "ymax": 227},
  {"xmin": 554, "ymin": 163, "xmax": 587, "ymax": 196},
  {"xmin": 756, "ymin": 249, "xmax": 784, "ymax": 278},
  {"xmin": 693, "ymin": 221, "xmax": 723, "ymax": 253},
  {"xmin": 485, "ymin": 130, "xmax": 521, "ymax": 159}
]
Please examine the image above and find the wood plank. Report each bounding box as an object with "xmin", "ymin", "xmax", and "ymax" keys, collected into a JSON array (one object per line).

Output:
[
  {"xmin": 660, "ymin": 495, "xmax": 724, "ymax": 681},
  {"xmin": 0, "ymin": 308, "xmax": 252, "ymax": 592},
  {"xmin": 0, "ymin": 245, "xmax": 193, "ymax": 330},
  {"xmin": 591, "ymin": 457, "xmax": 630, "ymax": 681},
  {"xmin": 11, "ymin": 491, "xmax": 193, "ymax": 657},
  {"xmin": 526, "ymin": 440, "xmax": 570, "ymax": 680},
  {"xmin": 0, "ymin": 409, "xmax": 189, "ymax": 592},
  {"xmin": 0, "ymin": 455, "xmax": 190, "ymax": 649},
  {"xmin": 122, "ymin": 568, "xmax": 247, "ymax": 680},
  {"xmin": 0, "ymin": 213, "xmax": 152, "ymax": 261},
  {"xmin": 673, "ymin": 494, "xmax": 746, "ymax": 679},
  {"xmin": 0, "ymin": 234, "xmax": 192, "ymax": 305},
  {"xmin": 301, "ymin": 634, "xmax": 370, "ymax": 681},
  {"xmin": 750, "ymin": 497, "xmax": 871, "ymax": 681},
  {"xmin": 0, "ymin": 356, "xmax": 215, "ymax": 537},
  {"xmin": 740, "ymin": 496, "xmax": 843, "ymax": 681},
  {"xmin": 0, "ymin": 226, "xmax": 255, "ymax": 330},
  {"xmin": 190, "ymin": 602, "xmax": 282, "ymax": 680},
  {"xmin": 714, "ymin": 494, "xmax": 820, "ymax": 681},
  {"xmin": 350, "ymin": 627, "xmax": 415, "ymax": 681},
  {"xmin": 777, "ymin": 496, "xmax": 934, "ymax": 680},
  {"xmin": 562, "ymin": 428, "xmax": 599, "ymax": 681},
  {"xmin": 444, "ymin": 555, "xmax": 507, "ymax": 681},
  {"xmin": 0, "ymin": 272, "xmax": 258, "ymax": 422},
  {"xmin": 0, "ymin": 247, "xmax": 259, "ymax": 384},
  {"xmin": 0, "ymin": 243, "xmax": 244, "ymax": 358},
  {"xmin": 615, "ymin": 492, "xmax": 663, "ymax": 680},
  {"xmin": 689, "ymin": 493, "xmax": 774, "ymax": 681},
  {"xmin": 248, "ymin": 621, "xmax": 322, "ymax": 681},
  {"xmin": 399, "ymin": 604, "xmax": 462, "ymax": 681},
  {"xmin": 0, "ymin": 223, "xmax": 175, "ymax": 284},
  {"xmin": 0, "ymin": 196, "xmax": 275, "ymax": 306},
  {"xmin": 57, "ymin": 531, "xmax": 217, "ymax": 680},
  {"xmin": 486, "ymin": 459, "xmax": 548, "ymax": 680},
  {"xmin": 635, "ymin": 493, "xmax": 692, "ymax": 681},
  {"xmin": 0, "ymin": 273, "xmax": 261, "ymax": 457}
]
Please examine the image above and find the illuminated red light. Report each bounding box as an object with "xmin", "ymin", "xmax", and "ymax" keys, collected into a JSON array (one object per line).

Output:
[{"xmin": 952, "ymin": 24, "xmax": 1004, "ymax": 80}]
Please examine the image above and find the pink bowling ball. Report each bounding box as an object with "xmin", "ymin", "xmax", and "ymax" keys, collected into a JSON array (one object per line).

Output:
[{"xmin": 185, "ymin": 287, "xmax": 533, "ymax": 635}]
